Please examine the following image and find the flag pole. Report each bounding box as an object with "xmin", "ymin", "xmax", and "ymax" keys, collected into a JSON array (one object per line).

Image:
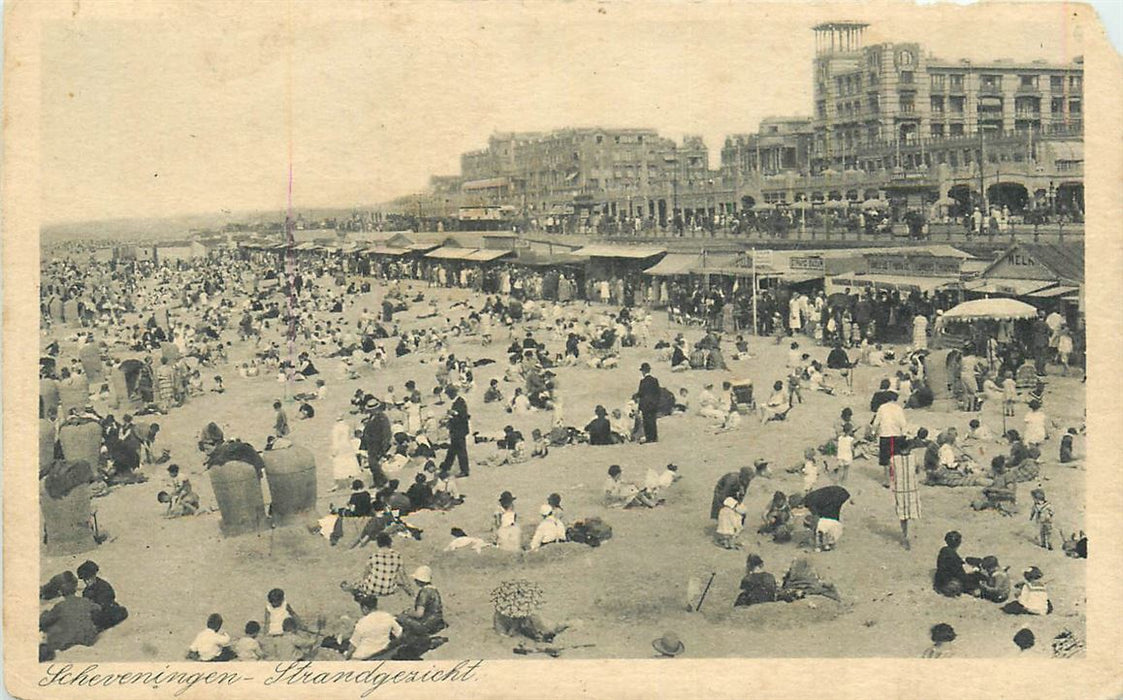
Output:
[{"xmin": 751, "ymin": 247, "xmax": 759, "ymax": 337}]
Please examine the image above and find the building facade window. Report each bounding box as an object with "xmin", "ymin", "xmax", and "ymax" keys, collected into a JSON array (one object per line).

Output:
[
  {"xmin": 1069, "ymin": 75, "xmax": 1082, "ymax": 90},
  {"xmin": 930, "ymin": 96, "xmax": 944, "ymax": 113},
  {"xmin": 1051, "ymin": 97, "xmax": 1064, "ymax": 115},
  {"xmin": 950, "ymin": 96, "xmax": 965, "ymax": 113},
  {"xmin": 930, "ymin": 124, "xmax": 945, "ymax": 137},
  {"xmin": 1019, "ymin": 74, "xmax": 1037, "ymax": 88},
  {"xmin": 931, "ymin": 73, "xmax": 945, "ymax": 89},
  {"xmin": 949, "ymin": 123, "xmax": 965, "ymax": 136},
  {"xmin": 1050, "ymin": 75, "xmax": 1064, "ymax": 91},
  {"xmin": 980, "ymin": 74, "xmax": 1001, "ymax": 90},
  {"xmin": 900, "ymin": 96, "xmax": 915, "ymax": 113},
  {"xmin": 1069, "ymin": 98, "xmax": 1081, "ymax": 115},
  {"xmin": 900, "ymin": 70, "xmax": 914, "ymax": 85}
]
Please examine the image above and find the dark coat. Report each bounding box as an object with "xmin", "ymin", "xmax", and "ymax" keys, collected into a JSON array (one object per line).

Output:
[
  {"xmin": 360, "ymin": 411, "xmax": 393, "ymax": 460},
  {"xmin": 638, "ymin": 374, "xmax": 661, "ymax": 413},
  {"xmin": 446, "ymin": 397, "xmax": 470, "ymax": 438}
]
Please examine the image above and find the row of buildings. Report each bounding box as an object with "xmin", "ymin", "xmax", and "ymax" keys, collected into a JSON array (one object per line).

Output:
[{"xmin": 397, "ymin": 22, "xmax": 1084, "ymax": 228}]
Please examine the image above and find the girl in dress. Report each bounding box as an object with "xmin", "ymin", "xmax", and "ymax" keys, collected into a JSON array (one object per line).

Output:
[{"xmin": 493, "ymin": 492, "xmax": 523, "ymax": 552}]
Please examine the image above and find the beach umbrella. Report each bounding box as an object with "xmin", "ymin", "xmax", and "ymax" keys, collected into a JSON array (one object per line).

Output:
[
  {"xmin": 791, "ymin": 201, "xmax": 813, "ymax": 211},
  {"xmin": 862, "ymin": 198, "xmax": 888, "ymax": 210},
  {"xmin": 940, "ymin": 298, "xmax": 1038, "ymax": 322},
  {"xmin": 822, "ymin": 200, "xmax": 848, "ymax": 210}
]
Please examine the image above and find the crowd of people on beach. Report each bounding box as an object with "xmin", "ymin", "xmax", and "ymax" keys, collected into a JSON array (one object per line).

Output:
[{"xmin": 38, "ymin": 240, "xmax": 1086, "ymax": 660}]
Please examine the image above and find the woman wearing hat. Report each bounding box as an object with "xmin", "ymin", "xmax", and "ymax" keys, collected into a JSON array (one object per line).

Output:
[
  {"xmin": 652, "ymin": 631, "xmax": 685, "ymax": 658},
  {"xmin": 529, "ymin": 504, "xmax": 567, "ymax": 552},
  {"xmin": 493, "ymin": 492, "xmax": 523, "ymax": 552},
  {"xmin": 397, "ymin": 565, "xmax": 446, "ymax": 637}
]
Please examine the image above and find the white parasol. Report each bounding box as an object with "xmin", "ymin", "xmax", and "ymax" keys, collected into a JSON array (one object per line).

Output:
[{"xmin": 939, "ymin": 298, "xmax": 1039, "ymax": 322}]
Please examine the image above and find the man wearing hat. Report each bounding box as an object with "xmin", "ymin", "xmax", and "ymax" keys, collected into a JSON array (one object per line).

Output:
[
  {"xmin": 438, "ymin": 386, "xmax": 471, "ymax": 477},
  {"xmin": 652, "ymin": 631, "xmax": 684, "ymax": 657},
  {"xmin": 359, "ymin": 398, "xmax": 392, "ymax": 485},
  {"xmin": 636, "ymin": 363, "xmax": 661, "ymax": 444}
]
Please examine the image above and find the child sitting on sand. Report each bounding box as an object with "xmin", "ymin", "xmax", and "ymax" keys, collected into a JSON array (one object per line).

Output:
[
  {"xmin": 232, "ymin": 621, "xmax": 263, "ymax": 661},
  {"xmin": 1001, "ymin": 567, "xmax": 1052, "ymax": 616},
  {"xmin": 530, "ymin": 429, "xmax": 549, "ymax": 458},
  {"xmin": 187, "ymin": 613, "xmax": 234, "ymax": 662},
  {"xmin": 264, "ymin": 588, "xmax": 303, "ymax": 637},
  {"xmin": 158, "ymin": 478, "xmax": 200, "ymax": 517},
  {"xmin": 483, "ymin": 379, "xmax": 504, "ymax": 404}
]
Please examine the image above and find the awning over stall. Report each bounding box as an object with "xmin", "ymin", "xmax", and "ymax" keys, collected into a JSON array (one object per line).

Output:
[
  {"xmin": 572, "ymin": 244, "xmax": 666, "ymax": 259},
  {"xmin": 644, "ymin": 254, "xmax": 704, "ymax": 276},
  {"xmin": 830, "ymin": 274, "xmax": 958, "ymax": 292}
]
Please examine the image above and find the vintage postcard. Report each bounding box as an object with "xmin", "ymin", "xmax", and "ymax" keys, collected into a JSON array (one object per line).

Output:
[{"xmin": 4, "ymin": 1, "xmax": 1122, "ymax": 698}]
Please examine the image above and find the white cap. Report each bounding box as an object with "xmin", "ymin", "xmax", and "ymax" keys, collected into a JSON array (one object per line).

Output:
[{"xmin": 412, "ymin": 565, "xmax": 432, "ymax": 583}]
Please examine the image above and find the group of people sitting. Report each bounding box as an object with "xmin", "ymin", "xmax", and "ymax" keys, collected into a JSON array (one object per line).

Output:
[
  {"xmin": 190, "ymin": 568, "xmax": 446, "ymax": 663},
  {"xmin": 933, "ymin": 530, "xmax": 1053, "ymax": 616},
  {"xmin": 39, "ymin": 561, "xmax": 128, "ymax": 661}
]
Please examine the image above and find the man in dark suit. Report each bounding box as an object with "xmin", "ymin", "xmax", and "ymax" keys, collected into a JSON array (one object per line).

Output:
[
  {"xmin": 636, "ymin": 362, "xmax": 661, "ymax": 444},
  {"xmin": 359, "ymin": 398, "xmax": 392, "ymax": 486},
  {"xmin": 439, "ymin": 386, "xmax": 471, "ymax": 477}
]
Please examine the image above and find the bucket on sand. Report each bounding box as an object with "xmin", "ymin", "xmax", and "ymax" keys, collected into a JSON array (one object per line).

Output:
[
  {"xmin": 261, "ymin": 445, "xmax": 317, "ymax": 527},
  {"xmin": 58, "ymin": 421, "xmax": 102, "ymax": 469},
  {"xmin": 41, "ymin": 479, "xmax": 97, "ymax": 557},
  {"xmin": 209, "ymin": 460, "xmax": 267, "ymax": 537}
]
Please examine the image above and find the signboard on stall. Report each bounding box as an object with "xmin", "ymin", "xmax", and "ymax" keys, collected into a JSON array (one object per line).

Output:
[
  {"xmin": 790, "ymin": 255, "xmax": 825, "ymax": 271},
  {"xmin": 865, "ymin": 253, "xmax": 961, "ymax": 277},
  {"xmin": 752, "ymin": 249, "xmax": 773, "ymax": 267}
]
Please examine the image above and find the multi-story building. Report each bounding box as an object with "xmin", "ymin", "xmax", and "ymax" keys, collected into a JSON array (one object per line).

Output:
[
  {"xmin": 410, "ymin": 22, "xmax": 1083, "ymax": 225},
  {"xmin": 449, "ymin": 127, "xmax": 721, "ymax": 225},
  {"xmin": 720, "ymin": 117, "xmax": 814, "ymax": 206},
  {"xmin": 753, "ymin": 21, "xmax": 1085, "ymax": 215}
]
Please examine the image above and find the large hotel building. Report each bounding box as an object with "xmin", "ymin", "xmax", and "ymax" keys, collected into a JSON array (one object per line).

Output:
[{"xmin": 409, "ymin": 22, "xmax": 1083, "ymax": 224}]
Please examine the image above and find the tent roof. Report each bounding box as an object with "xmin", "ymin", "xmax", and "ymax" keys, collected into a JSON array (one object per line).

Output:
[
  {"xmin": 572, "ymin": 244, "xmax": 666, "ymax": 259},
  {"xmin": 644, "ymin": 253, "xmax": 704, "ymax": 276},
  {"xmin": 364, "ymin": 245, "xmax": 410, "ymax": 256},
  {"xmin": 425, "ymin": 246, "xmax": 477, "ymax": 260},
  {"xmin": 463, "ymin": 249, "xmax": 515, "ymax": 262}
]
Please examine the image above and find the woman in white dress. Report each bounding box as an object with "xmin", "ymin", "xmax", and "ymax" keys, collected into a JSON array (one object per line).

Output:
[
  {"xmin": 331, "ymin": 415, "xmax": 360, "ymax": 491},
  {"xmin": 493, "ymin": 492, "xmax": 523, "ymax": 552}
]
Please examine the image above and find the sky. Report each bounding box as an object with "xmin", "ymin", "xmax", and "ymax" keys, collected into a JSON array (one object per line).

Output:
[{"xmin": 38, "ymin": 1, "xmax": 1093, "ymax": 224}]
